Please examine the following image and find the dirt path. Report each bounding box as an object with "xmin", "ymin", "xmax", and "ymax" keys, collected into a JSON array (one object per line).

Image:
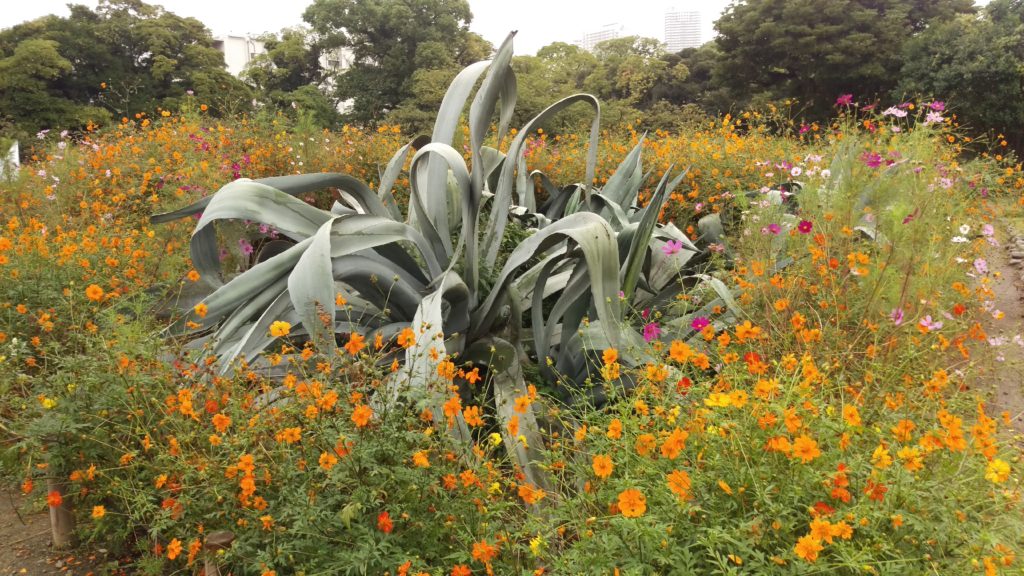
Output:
[
  {"xmin": 0, "ymin": 488, "xmax": 103, "ymax": 576},
  {"xmin": 979, "ymin": 220, "xmax": 1024, "ymax": 442}
]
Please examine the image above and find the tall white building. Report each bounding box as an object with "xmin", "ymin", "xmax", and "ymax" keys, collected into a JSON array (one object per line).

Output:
[
  {"xmin": 212, "ymin": 35, "xmax": 267, "ymax": 77},
  {"xmin": 665, "ymin": 9, "xmax": 701, "ymax": 52},
  {"xmin": 212, "ymin": 33, "xmax": 353, "ymax": 78},
  {"xmin": 575, "ymin": 23, "xmax": 624, "ymax": 52}
]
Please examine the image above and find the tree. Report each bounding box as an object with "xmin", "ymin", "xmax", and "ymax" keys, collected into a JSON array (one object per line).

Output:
[
  {"xmin": 244, "ymin": 27, "xmax": 341, "ymax": 127},
  {"xmin": 899, "ymin": 0, "xmax": 1024, "ymax": 145},
  {"xmin": 713, "ymin": 0, "xmax": 975, "ymax": 117},
  {"xmin": 0, "ymin": 0, "xmax": 249, "ymax": 136},
  {"xmin": 303, "ymin": 0, "xmax": 480, "ymax": 125},
  {"xmin": 386, "ymin": 32, "xmax": 493, "ymax": 131},
  {"xmin": 0, "ymin": 38, "xmax": 107, "ymax": 137}
]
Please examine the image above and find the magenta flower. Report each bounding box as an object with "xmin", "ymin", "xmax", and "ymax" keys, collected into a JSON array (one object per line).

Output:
[
  {"xmin": 643, "ymin": 322, "xmax": 662, "ymax": 343},
  {"xmin": 929, "ymin": 101, "xmax": 945, "ymax": 111},
  {"xmin": 890, "ymin": 308, "xmax": 904, "ymax": 326},
  {"xmin": 797, "ymin": 220, "xmax": 813, "ymax": 234},
  {"xmin": 662, "ymin": 240, "xmax": 684, "ymax": 256},
  {"xmin": 239, "ymin": 238, "xmax": 254, "ymax": 256},
  {"xmin": 767, "ymin": 223, "xmax": 782, "ymax": 235},
  {"xmin": 919, "ymin": 315, "xmax": 943, "ymax": 332},
  {"xmin": 835, "ymin": 94, "xmax": 853, "ymax": 106},
  {"xmin": 862, "ymin": 152, "xmax": 883, "ymax": 168},
  {"xmin": 691, "ymin": 317, "xmax": 710, "ymax": 331}
]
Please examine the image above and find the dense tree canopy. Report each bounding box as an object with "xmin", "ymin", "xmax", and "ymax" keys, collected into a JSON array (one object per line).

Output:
[
  {"xmin": 1, "ymin": 0, "xmax": 1022, "ymax": 146},
  {"xmin": 303, "ymin": 0, "xmax": 482, "ymax": 124},
  {"xmin": 713, "ymin": 0, "xmax": 975, "ymax": 116},
  {"xmin": 0, "ymin": 0, "xmax": 249, "ymax": 137},
  {"xmin": 244, "ymin": 27, "xmax": 342, "ymax": 127},
  {"xmin": 899, "ymin": 0, "xmax": 1024, "ymax": 144}
]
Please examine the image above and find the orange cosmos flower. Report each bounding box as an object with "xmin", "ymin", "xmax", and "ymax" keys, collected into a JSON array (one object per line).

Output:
[
  {"xmin": 606, "ymin": 418, "xmax": 623, "ymax": 439},
  {"xmin": 186, "ymin": 270, "xmax": 200, "ymax": 282},
  {"xmin": 46, "ymin": 490, "xmax": 63, "ymax": 508},
  {"xmin": 412, "ymin": 450, "xmax": 430, "ymax": 468},
  {"xmin": 269, "ymin": 321, "xmax": 290, "ymax": 337},
  {"xmin": 667, "ymin": 469, "xmax": 693, "ymax": 501},
  {"xmin": 660, "ymin": 427, "xmax": 689, "ymax": 460},
  {"xmin": 319, "ymin": 452, "xmax": 338, "ymax": 470},
  {"xmin": 842, "ymin": 405, "xmax": 861, "ymax": 427},
  {"xmin": 211, "ymin": 413, "xmax": 231, "ymax": 433},
  {"xmin": 635, "ymin": 433, "xmax": 656, "ymax": 456},
  {"xmin": 617, "ymin": 488, "xmax": 646, "ymax": 518},
  {"xmin": 793, "ymin": 534, "xmax": 823, "ymax": 562},
  {"xmin": 463, "ymin": 406, "xmax": 484, "ymax": 427},
  {"xmin": 345, "ymin": 332, "xmax": 366, "ymax": 355},
  {"xmin": 397, "ymin": 327, "xmax": 416, "ymax": 348},
  {"xmin": 85, "ymin": 284, "xmax": 104, "ymax": 302},
  {"xmin": 791, "ymin": 435, "xmax": 821, "ymax": 463},
  {"xmin": 602, "ymin": 348, "xmax": 618, "ymax": 365},
  {"xmin": 167, "ymin": 538, "xmax": 183, "ymax": 560},
  {"xmin": 275, "ymin": 427, "xmax": 301, "ymax": 444},
  {"xmin": 471, "ymin": 539, "xmax": 498, "ymax": 564},
  {"xmin": 91, "ymin": 505, "xmax": 106, "ymax": 519},
  {"xmin": 351, "ymin": 404, "xmax": 372, "ymax": 428},
  {"xmin": 518, "ymin": 483, "xmax": 545, "ymax": 505},
  {"xmin": 377, "ymin": 511, "xmax": 393, "ymax": 533},
  {"xmin": 592, "ymin": 454, "xmax": 613, "ymax": 478}
]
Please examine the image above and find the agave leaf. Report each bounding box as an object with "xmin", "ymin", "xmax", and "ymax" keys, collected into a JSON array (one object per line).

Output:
[
  {"xmin": 149, "ymin": 171, "xmax": 345, "ymax": 225},
  {"xmin": 697, "ymin": 212, "xmax": 725, "ymax": 246},
  {"xmin": 409, "ymin": 143, "xmax": 475, "ymax": 303},
  {"xmin": 481, "ymin": 146, "xmax": 506, "ymax": 193},
  {"xmin": 378, "ymin": 135, "xmax": 430, "ymax": 220},
  {"xmin": 621, "ymin": 167, "xmax": 686, "ymax": 301},
  {"xmin": 474, "ymin": 212, "xmax": 622, "ymax": 353},
  {"xmin": 219, "ymin": 289, "xmax": 299, "ymax": 372},
  {"xmin": 212, "ymin": 274, "xmax": 290, "ymax": 356},
  {"xmin": 482, "ymin": 93, "xmax": 601, "ymax": 267},
  {"xmin": 193, "ymin": 238, "xmax": 313, "ymax": 328},
  {"xmin": 530, "ymin": 257, "xmax": 565, "ymax": 370},
  {"xmin": 588, "ymin": 193, "xmax": 631, "ymax": 230},
  {"xmin": 289, "ymin": 217, "xmax": 339, "ymax": 355},
  {"xmin": 478, "ymin": 337, "xmax": 551, "ymax": 492},
  {"xmin": 595, "ymin": 138, "xmax": 644, "ymax": 212},
  {"xmin": 191, "ymin": 215, "xmax": 440, "ymax": 331},
  {"xmin": 424, "ymin": 48, "xmax": 502, "ymax": 257},
  {"xmin": 647, "ymin": 238, "xmax": 700, "ymax": 293},
  {"xmin": 469, "ymin": 33, "xmax": 515, "ymax": 197},
  {"xmin": 326, "ymin": 215, "xmax": 443, "ymax": 277},
  {"xmin": 695, "ymin": 274, "xmax": 742, "ymax": 317},
  {"xmin": 331, "ymin": 254, "xmax": 427, "ymax": 321},
  {"xmin": 189, "ymin": 181, "xmax": 332, "ymax": 283}
]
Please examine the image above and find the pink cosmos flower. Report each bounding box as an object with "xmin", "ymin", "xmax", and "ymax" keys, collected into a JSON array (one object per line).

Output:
[
  {"xmin": 919, "ymin": 315, "xmax": 943, "ymax": 332},
  {"xmin": 835, "ymin": 94, "xmax": 853, "ymax": 106},
  {"xmin": 974, "ymin": 258, "xmax": 988, "ymax": 275},
  {"xmin": 643, "ymin": 322, "xmax": 661, "ymax": 343},
  {"xmin": 797, "ymin": 220, "xmax": 813, "ymax": 234},
  {"xmin": 862, "ymin": 152, "xmax": 883, "ymax": 168},
  {"xmin": 890, "ymin": 308, "xmax": 904, "ymax": 325},
  {"xmin": 662, "ymin": 240, "xmax": 684, "ymax": 256},
  {"xmin": 691, "ymin": 317, "xmax": 710, "ymax": 331}
]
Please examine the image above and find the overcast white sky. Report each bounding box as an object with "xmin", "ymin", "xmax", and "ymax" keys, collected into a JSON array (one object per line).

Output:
[
  {"xmin": 0, "ymin": 0, "xmax": 732, "ymax": 54},
  {"xmin": 0, "ymin": 0, "xmax": 992, "ymax": 55}
]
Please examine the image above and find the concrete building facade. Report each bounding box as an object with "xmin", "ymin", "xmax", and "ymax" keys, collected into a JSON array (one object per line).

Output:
[{"xmin": 665, "ymin": 10, "xmax": 701, "ymax": 52}]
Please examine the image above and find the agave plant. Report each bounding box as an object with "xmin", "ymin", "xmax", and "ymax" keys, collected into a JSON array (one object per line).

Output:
[{"xmin": 153, "ymin": 33, "xmax": 737, "ymax": 486}]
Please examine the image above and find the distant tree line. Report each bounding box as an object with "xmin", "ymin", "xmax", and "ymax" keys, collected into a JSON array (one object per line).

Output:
[{"xmin": 0, "ymin": 0, "xmax": 1021, "ymax": 145}]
